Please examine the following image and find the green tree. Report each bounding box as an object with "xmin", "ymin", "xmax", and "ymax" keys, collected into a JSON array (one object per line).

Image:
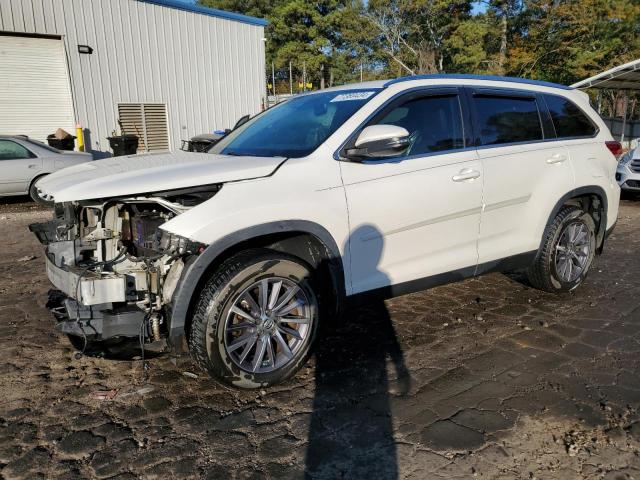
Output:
[
  {"xmin": 508, "ymin": 0, "xmax": 640, "ymax": 84},
  {"xmin": 446, "ymin": 17, "xmax": 491, "ymax": 73},
  {"xmin": 200, "ymin": 0, "xmax": 372, "ymax": 89},
  {"xmin": 365, "ymin": 0, "xmax": 473, "ymax": 75}
]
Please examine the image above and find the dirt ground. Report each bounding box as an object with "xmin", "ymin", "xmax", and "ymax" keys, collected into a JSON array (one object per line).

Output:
[{"xmin": 1, "ymin": 195, "xmax": 640, "ymax": 479}]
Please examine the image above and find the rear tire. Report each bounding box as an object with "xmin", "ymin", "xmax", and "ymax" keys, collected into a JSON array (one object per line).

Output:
[
  {"xmin": 189, "ymin": 249, "xmax": 320, "ymax": 389},
  {"xmin": 527, "ymin": 205, "xmax": 596, "ymax": 293}
]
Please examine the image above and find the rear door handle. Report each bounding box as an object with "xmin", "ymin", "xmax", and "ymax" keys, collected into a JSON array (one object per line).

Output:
[
  {"xmin": 28, "ymin": 164, "xmax": 38, "ymax": 169},
  {"xmin": 546, "ymin": 153, "xmax": 567, "ymax": 164},
  {"xmin": 452, "ymin": 169, "xmax": 481, "ymax": 182}
]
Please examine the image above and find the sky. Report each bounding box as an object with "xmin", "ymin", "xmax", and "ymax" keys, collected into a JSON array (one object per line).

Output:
[{"xmin": 472, "ymin": 1, "xmax": 489, "ymax": 15}]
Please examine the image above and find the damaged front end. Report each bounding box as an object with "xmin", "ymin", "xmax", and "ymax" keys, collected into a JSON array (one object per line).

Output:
[{"xmin": 30, "ymin": 186, "xmax": 217, "ymax": 350}]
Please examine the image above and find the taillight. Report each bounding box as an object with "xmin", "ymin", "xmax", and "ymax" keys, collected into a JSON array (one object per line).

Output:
[{"xmin": 605, "ymin": 141, "xmax": 623, "ymax": 156}]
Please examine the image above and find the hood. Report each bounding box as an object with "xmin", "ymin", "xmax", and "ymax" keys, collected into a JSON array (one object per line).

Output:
[{"xmin": 37, "ymin": 151, "xmax": 285, "ymax": 202}]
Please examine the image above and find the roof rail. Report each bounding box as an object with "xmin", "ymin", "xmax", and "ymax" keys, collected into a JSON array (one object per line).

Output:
[{"xmin": 384, "ymin": 74, "xmax": 572, "ymax": 91}]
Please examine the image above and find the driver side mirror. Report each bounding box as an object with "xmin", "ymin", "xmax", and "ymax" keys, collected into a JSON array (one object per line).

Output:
[{"xmin": 345, "ymin": 125, "xmax": 410, "ymax": 161}]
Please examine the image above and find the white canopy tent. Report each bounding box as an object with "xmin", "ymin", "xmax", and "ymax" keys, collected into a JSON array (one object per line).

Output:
[{"xmin": 572, "ymin": 59, "xmax": 640, "ymax": 145}]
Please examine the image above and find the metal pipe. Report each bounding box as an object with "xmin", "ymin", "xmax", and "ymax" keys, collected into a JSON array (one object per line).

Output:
[{"xmin": 621, "ymin": 91, "xmax": 628, "ymax": 146}]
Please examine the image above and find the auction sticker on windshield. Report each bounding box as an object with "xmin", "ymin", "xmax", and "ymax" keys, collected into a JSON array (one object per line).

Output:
[{"xmin": 330, "ymin": 91, "xmax": 376, "ymax": 102}]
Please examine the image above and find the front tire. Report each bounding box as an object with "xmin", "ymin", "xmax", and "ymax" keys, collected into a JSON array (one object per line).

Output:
[
  {"xmin": 29, "ymin": 176, "xmax": 53, "ymax": 206},
  {"xmin": 189, "ymin": 249, "xmax": 319, "ymax": 389},
  {"xmin": 527, "ymin": 205, "xmax": 596, "ymax": 293}
]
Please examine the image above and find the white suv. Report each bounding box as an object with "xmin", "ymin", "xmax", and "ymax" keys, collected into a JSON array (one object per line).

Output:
[{"xmin": 31, "ymin": 75, "xmax": 620, "ymax": 388}]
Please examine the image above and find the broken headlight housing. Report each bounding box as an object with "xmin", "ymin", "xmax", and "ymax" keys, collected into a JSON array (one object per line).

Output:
[
  {"xmin": 156, "ymin": 229, "xmax": 206, "ymax": 256},
  {"xmin": 117, "ymin": 203, "xmax": 205, "ymax": 258}
]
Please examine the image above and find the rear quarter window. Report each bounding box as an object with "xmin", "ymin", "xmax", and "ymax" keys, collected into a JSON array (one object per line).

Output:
[
  {"xmin": 473, "ymin": 94, "xmax": 543, "ymax": 146},
  {"xmin": 544, "ymin": 95, "xmax": 598, "ymax": 138}
]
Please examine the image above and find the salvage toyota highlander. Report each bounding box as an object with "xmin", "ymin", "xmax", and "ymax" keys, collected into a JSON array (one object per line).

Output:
[{"xmin": 31, "ymin": 75, "xmax": 620, "ymax": 388}]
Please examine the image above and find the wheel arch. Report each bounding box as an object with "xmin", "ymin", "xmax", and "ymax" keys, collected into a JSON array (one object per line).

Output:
[
  {"xmin": 167, "ymin": 221, "xmax": 345, "ymax": 350},
  {"xmin": 542, "ymin": 185, "xmax": 608, "ymax": 254},
  {"xmin": 27, "ymin": 172, "xmax": 52, "ymax": 201},
  {"xmin": 28, "ymin": 172, "xmax": 49, "ymax": 192}
]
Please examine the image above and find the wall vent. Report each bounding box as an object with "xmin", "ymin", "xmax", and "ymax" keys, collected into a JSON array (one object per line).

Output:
[{"xmin": 117, "ymin": 103, "xmax": 169, "ymax": 152}]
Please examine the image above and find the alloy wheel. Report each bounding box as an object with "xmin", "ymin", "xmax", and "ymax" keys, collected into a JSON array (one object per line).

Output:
[
  {"xmin": 555, "ymin": 220, "xmax": 591, "ymax": 283},
  {"xmin": 223, "ymin": 277, "xmax": 313, "ymax": 374}
]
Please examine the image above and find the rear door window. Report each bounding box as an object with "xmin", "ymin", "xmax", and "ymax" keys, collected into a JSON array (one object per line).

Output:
[
  {"xmin": 544, "ymin": 95, "xmax": 597, "ymax": 138},
  {"xmin": 0, "ymin": 140, "xmax": 34, "ymax": 160},
  {"xmin": 473, "ymin": 94, "xmax": 543, "ymax": 146}
]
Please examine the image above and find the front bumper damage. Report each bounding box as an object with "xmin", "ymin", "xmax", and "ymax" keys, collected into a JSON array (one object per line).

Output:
[
  {"xmin": 46, "ymin": 256, "xmax": 126, "ymax": 305},
  {"xmin": 30, "ymin": 199, "xmax": 199, "ymax": 348},
  {"xmin": 46, "ymin": 290, "xmax": 144, "ymax": 338}
]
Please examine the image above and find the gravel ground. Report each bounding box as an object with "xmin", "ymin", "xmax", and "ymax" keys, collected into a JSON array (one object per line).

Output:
[{"xmin": 0, "ymin": 197, "xmax": 639, "ymax": 479}]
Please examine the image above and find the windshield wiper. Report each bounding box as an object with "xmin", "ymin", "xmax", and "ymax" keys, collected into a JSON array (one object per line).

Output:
[{"xmin": 223, "ymin": 150, "xmax": 265, "ymax": 157}]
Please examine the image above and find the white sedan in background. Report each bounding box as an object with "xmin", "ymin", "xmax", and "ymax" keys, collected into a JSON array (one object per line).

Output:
[
  {"xmin": 0, "ymin": 135, "xmax": 93, "ymax": 204},
  {"xmin": 617, "ymin": 146, "xmax": 640, "ymax": 192}
]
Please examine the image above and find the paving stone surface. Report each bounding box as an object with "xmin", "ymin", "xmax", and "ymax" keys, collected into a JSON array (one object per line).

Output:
[{"xmin": 1, "ymin": 197, "xmax": 640, "ymax": 479}]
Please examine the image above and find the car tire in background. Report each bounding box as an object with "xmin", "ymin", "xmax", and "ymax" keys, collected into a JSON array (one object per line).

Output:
[
  {"xmin": 189, "ymin": 249, "xmax": 320, "ymax": 389},
  {"xmin": 29, "ymin": 175, "xmax": 53, "ymax": 206},
  {"xmin": 527, "ymin": 205, "xmax": 597, "ymax": 293}
]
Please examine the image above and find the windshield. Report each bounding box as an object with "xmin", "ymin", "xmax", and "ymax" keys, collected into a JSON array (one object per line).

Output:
[{"xmin": 209, "ymin": 89, "xmax": 380, "ymax": 158}]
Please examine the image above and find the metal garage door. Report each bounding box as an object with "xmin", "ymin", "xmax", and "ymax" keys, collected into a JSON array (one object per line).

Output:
[{"xmin": 0, "ymin": 35, "xmax": 75, "ymax": 142}]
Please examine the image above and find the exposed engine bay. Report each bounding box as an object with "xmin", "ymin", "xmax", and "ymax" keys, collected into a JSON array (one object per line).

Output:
[{"xmin": 29, "ymin": 188, "xmax": 217, "ymax": 350}]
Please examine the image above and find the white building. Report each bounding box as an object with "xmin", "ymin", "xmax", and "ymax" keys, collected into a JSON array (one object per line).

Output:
[{"xmin": 0, "ymin": 0, "xmax": 266, "ymax": 156}]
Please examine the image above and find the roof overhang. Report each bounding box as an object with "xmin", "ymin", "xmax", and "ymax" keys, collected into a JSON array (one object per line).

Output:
[
  {"xmin": 137, "ymin": 0, "xmax": 268, "ymax": 27},
  {"xmin": 571, "ymin": 59, "xmax": 640, "ymax": 91}
]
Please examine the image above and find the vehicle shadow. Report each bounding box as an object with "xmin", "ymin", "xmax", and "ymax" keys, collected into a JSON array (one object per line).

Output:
[
  {"xmin": 0, "ymin": 195, "xmax": 32, "ymax": 205},
  {"xmin": 305, "ymin": 225, "xmax": 410, "ymax": 479},
  {"xmin": 70, "ymin": 337, "xmax": 165, "ymax": 361},
  {"xmin": 621, "ymin": 190, "xmax": 640, "ymax": 201}
]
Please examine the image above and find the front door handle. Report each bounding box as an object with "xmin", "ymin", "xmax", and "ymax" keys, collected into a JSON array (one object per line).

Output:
[
  {"xmin": 546, "ymin": 153, "xmax": 567, "ymax": 164},
  {"xmin": 452, "ymin": 169, "xmax": 481, "ymax": 182}
]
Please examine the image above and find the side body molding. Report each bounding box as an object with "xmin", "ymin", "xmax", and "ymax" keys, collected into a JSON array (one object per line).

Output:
[{"xmin": 168, "ymin": 220, "xmax": 343, "ymax": 348}]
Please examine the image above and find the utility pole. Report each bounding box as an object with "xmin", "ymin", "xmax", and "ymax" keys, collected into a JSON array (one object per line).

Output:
[
  {"xmin": 303, "ymin": 61, "xmax": 306, "ymax": 92},
  {"xmin": 289, "ymin": 61, "xmax": 293, "ymax": 95},
  {"xmin": 271, "ymin": 61, "xmax": 276, "ymax": 100},
  {"xmin": 621, "ymin": 91, "xmax": 629, "ymax": 146},
  {"xmin": 360, "ymin": 62, "xmax": 363, "ymax": 82}
]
